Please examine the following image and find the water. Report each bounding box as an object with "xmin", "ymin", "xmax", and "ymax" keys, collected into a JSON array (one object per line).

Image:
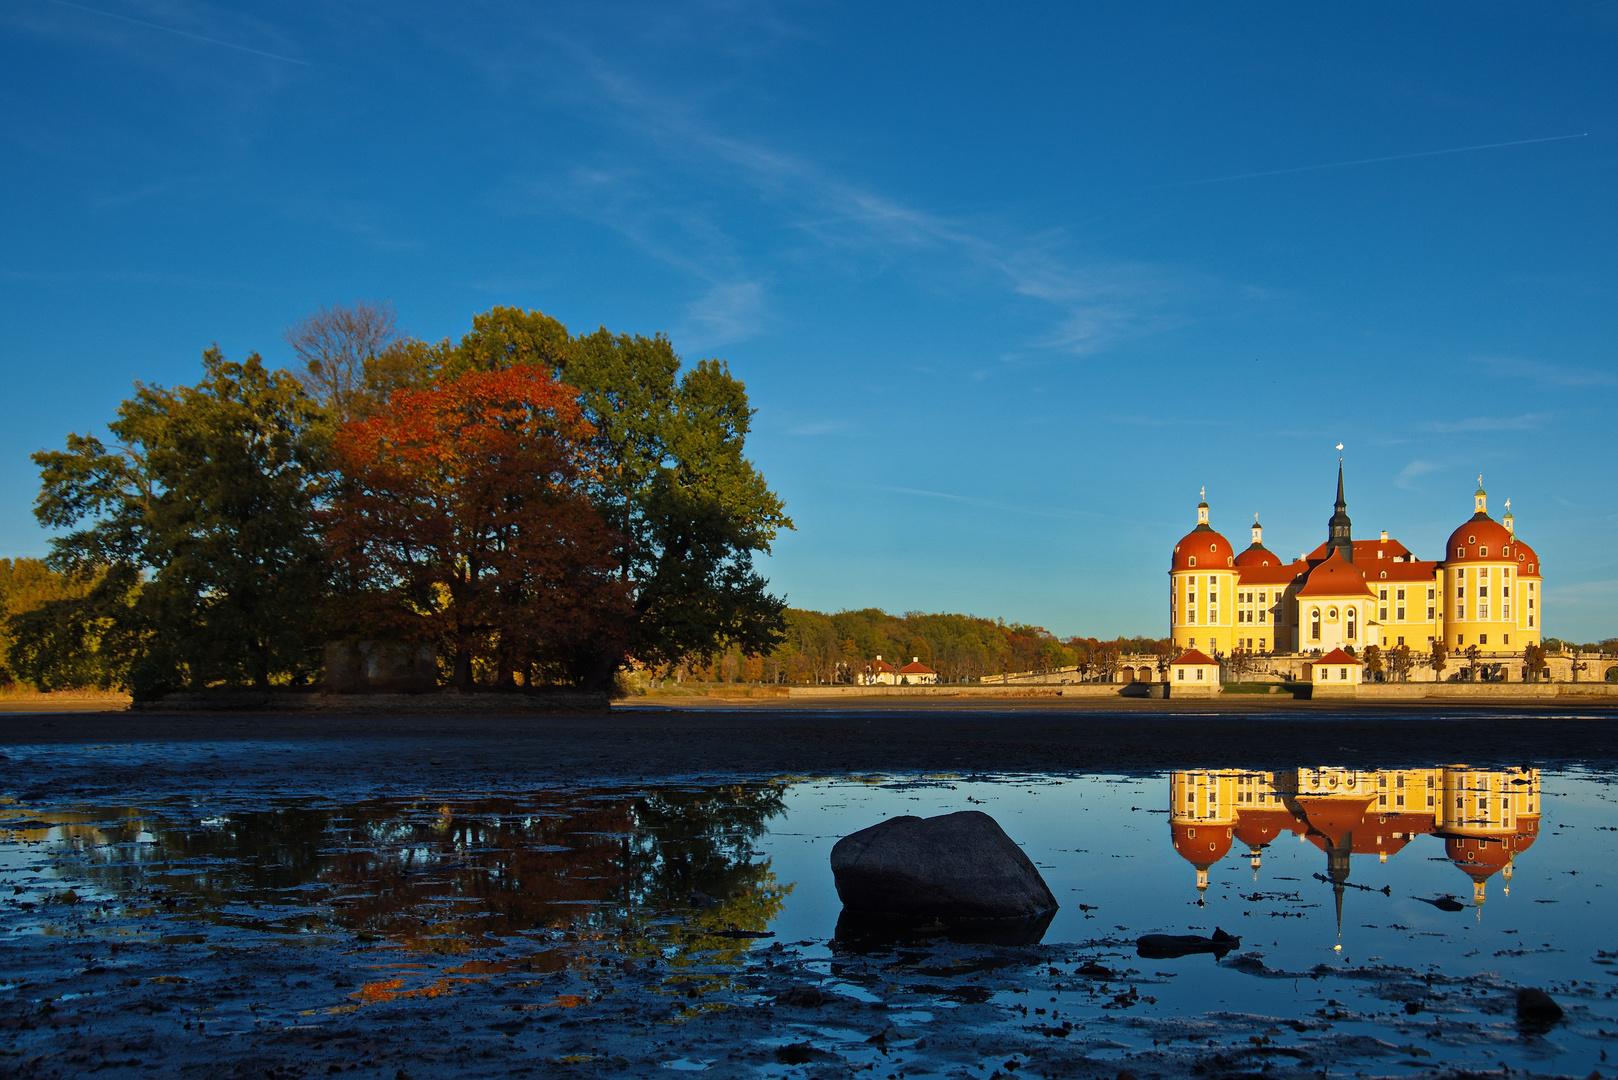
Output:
[{"xmin": 3, "ymin": 764, "xmax": 1616, "ymax": 1076}]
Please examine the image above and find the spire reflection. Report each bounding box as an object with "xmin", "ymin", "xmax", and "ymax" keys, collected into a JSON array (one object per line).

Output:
[{"xmin": 1168, "ymin": 766, "xmax": 1541, "ymax": 917}]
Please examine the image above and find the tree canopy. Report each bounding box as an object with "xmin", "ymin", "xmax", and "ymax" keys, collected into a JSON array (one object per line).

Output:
[
  {"xmin": 21, "ymin": 349, "xmax": 330, "ymax": 697},
  {"xmin": 328, "ymin": 363, "xmax": 629, "ymax": 690}
]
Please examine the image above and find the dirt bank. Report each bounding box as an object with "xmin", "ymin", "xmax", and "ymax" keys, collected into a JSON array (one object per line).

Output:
[{"xmin": 3, "ymin": 701, "xmax": 1616, "ymax": 807}]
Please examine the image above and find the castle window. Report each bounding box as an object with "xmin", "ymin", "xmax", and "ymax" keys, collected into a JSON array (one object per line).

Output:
[
  {"xmin": 1396, "ymin": 606, "xmax": 1405, "ymax": 621},
  {"xmin": 1188, "ymin": 556, "xmax": 1196, "ymax": 567},
  {"xmin": 1480, "ymin": 546, "xmax": 1488, "ymax": 557},
  {"xmin": 1504, "ymin": 634, "xmax": 1510, "ymax": 645},
  {"xmin": 1347, "ymin": 609, "xmax": 1357, "ymax": 639},
  {"xmin": 1328, "ymin": 607, "xmax": 1339, "ymax": 620},
  {"xmin": 1397, "ymin": 589, "xmax": 1406, "ymax": 601},
  {"xmin": 1427, "ymin": 587, "xmax": 1435, "ymax": 599},
  {"xmin": 1457, "ymin": 547, "xmax": 1464, "ymax": 558},
  {"xmin": 1468, "ymin": 535, "xmax": 1476, "ymax": 545},
  {"xmin": 1480, "ymin": 634, "xmax": 1488, "ymax": 645},
  {"xmin": 1380, "ymin": 571, "xmax": 1387, "ymax": 579},
  {"xmin": 1209, "ymin": 543, "xmax": 1218, "ymax": 552},
  {"xmin": 1380, "ymin": 589, "xmax": 1388, "ymax": 601},
  {"xmin": 1340, "ymin": 668, "xmax": 1349, "ymax": 680}
]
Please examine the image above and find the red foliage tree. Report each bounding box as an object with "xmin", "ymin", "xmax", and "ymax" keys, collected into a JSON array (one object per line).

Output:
[{"xmin": 328, "ymin": 365, "xmax": 630, "ymax": 690}]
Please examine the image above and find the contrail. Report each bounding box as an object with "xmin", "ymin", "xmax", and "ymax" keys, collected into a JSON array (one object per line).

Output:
[
  {"xmin": 1169, "ymin": 133, "xmax": 1588, "ymax": 187},
  {"xmin": 44, "ymin": 0, "xmax": 310, "ymax": 66}
]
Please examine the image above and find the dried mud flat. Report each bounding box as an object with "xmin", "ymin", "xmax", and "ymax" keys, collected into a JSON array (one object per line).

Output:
[
  {"xmin": 4, "ymin": 706, "xmax": 1617, "ymax": 1079},
  {"xmin": 6, "ymin": 915, "xmax": 1610, "ymax": 1080}
]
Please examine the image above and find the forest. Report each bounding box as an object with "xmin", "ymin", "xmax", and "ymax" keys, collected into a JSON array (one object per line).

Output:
[{"xmin": 675, "ymin": 607, "xmax": 1171, "ymax": 686}]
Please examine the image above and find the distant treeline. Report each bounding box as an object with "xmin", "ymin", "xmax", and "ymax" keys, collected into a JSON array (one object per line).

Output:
[{"xmin": 673, "ymin": 607, "xmax": 1173, "ymax": 685}]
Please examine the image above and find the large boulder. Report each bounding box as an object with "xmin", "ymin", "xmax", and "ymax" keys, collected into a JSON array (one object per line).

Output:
[{"xmin": 830, "ymin": 810, "xmax": 1058, "ymax": 923}]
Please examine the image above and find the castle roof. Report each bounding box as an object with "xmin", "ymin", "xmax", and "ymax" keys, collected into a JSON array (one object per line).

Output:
[
  {"xmin": 1236, "ymin": 559, "xmax": 1308, "ymax": 586},
  {"xmin": 1172, "ymin": 648, "xmax": 1217, "ymax": 667},
  {"xmin": 1234, "ymin": 542, "xmax": 1281, "ymax": 568},
  {"xmin": 1172, "ymin": 525, "xmax": 1235, "ymax": 572},
  {"xmin": 1297, "ymin": 550, "xmax": 1376, "ymax": 600},
  {"xmin": 1362, "ymin": 558, "xmax": 1440, "ymax": 583},
  {"xmin": 1317, "ymin": 647, "xmax": 1361, "ymax": 665},
  {"xmin": 1304, "ymin": 537, "xmax": 1415, "ymax": 563},
  {"xmin": 1444, "ymin": 516, "xmax": 1515, "ymax": 563},
  {"xmin": 1170, "ymin": 820, "xmax": 1234, "ymax": 871},
  {"xmin": 1512, "ymin": 536, "xmax": 1542, "ymax": 577}
]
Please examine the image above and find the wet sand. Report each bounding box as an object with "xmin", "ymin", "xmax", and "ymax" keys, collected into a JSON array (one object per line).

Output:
[{"xmin": 3, "ymin": 701, "xmax": 1617, "ymax": 797}]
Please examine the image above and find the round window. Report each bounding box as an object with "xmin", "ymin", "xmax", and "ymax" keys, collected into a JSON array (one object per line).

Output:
[
  {"xmin": 1328, "ymin": 608, "xmax": 1339, "ymax": 619},
  {"xmin": 1468, "ymin": 535, "xmax": 1476, "ymax": 544},
  {"xmin": 1209, "ymin": 543, "xmax": 1217, "ymax": 552}
]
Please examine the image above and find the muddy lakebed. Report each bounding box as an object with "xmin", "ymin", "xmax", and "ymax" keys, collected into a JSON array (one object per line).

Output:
[{"xmin": 3, "ymin": 738, "xmax": 1617, "ymax": 1078}]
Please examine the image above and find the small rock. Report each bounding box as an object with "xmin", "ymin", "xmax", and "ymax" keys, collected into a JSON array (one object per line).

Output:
[
  {"xmin": 775, "ymin": 986, "xmax": 825, "ymax": 1007},
  {"xmin": 1516, "ymin": 986, "xmax": 1563, "ymax": 1027}
]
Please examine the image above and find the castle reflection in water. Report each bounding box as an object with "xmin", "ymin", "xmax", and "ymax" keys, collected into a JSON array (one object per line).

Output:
[{"xmin": 1171, "ymin": 766, "xmax": 1540, "ymax": 911}]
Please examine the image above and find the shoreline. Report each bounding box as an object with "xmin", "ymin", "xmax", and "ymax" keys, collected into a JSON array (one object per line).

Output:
[{"xmin": 4, "ymin": 705, "xmax": 1617, "ymax": 795}]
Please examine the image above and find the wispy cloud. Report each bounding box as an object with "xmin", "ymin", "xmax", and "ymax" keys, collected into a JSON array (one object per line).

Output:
[
  {"xmin": 1167, "ymin": 133, "xmax": 1587, "ymax": 187},
  {"xmin": 492, "ymin": 40, "xmax": 1194, "ymax": 358},
  {"xmin": 786, "ymin": 420, "xmax": 847, "ymax": 440},
  {"xmin": 1472, "ymin": 355, "xmax": 1617, "ymax": 388},
  {"xmin": 873, "ymin": 485, "xmax": 1121, "ymax": 523},
  {"xmin": 1394, "ymin": 460, "xmax": 1442, "ymax": 490},
  {"xmin": 1426, "ymin": 413, "xmax": 1549, "ymax": 433},
  {"xmin": 682, "ymin": 280, "xmax": 767, "ymax": 348},
  {"xmin": 41, "ymin": 0, "xmax": 309, "ymax": 65}
]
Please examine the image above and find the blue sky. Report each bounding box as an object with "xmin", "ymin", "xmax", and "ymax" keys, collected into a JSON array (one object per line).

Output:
[{"xmin": 2, "ymin": 2, "xmax": 1615, "ymax": 641}]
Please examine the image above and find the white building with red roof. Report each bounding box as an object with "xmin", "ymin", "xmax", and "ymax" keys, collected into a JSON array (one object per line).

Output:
[{"xmin": 897, "ymin": 657, "xmax": 938, "ymax": 685}]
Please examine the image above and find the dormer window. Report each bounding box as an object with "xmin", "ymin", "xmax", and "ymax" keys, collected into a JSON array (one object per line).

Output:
[
  {"xmin": 1188, "ymin": 556, "xmax": 1196, "ymax": 567},
  {"xmin": 1380, "ymin": 571, "xmax": 1387, "ymax": 579},
  {"xmin": 1480, "ymin": 546, "xmax": 1488, "ymax": 557},
  {"xmin": 1456, "ymin": 547, "xmax": 1464, "ymax": 558}
]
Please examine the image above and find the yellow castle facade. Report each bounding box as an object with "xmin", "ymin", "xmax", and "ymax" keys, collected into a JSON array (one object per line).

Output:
[{"xmin": 1169, "ymin": 466, "xmax": 1542, "ymax": 658}]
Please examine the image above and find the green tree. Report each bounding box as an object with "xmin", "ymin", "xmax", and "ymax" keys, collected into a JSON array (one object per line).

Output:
[
  {"xmin": 447, "ymin": 310, "xmax": 792, "ymax": 687},
  {"xmin": 0, "ymin": 558, "xmax": 111, "ymax": 688},
  {"xmin": 24, "ymin": 348, "xmax": 331, "ymax": 697}
]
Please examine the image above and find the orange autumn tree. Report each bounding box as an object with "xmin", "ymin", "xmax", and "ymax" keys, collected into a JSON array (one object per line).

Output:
[{"xmin": 329, "ymin": 365, "xmax": 630, "ymax": 690}]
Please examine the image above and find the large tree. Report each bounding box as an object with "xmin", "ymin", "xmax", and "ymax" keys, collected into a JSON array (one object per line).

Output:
[
  {"xmin": 24, "ymin": 348, "xmax": 330, "ymax": 697},
  {"xmin": 443, "ymin": 308, "xmax": 792, "ymax": 685},
  {"xmin": 328, "ymin": 363, "xmax": 630, "ymax": 690}
]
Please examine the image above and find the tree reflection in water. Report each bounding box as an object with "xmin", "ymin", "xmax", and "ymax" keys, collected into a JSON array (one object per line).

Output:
[{"xmin": 10, "ymin": 783, "xmax": 792, "ymax": 1013}]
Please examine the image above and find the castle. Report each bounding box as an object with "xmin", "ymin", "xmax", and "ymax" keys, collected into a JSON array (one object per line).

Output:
[{"xmin": 1169, "ymin": 465, "xmax": 1542, "ymax": 659}]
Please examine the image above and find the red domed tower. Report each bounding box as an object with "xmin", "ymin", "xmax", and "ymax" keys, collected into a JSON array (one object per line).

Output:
[
  {"xmin": 1169, "ymin": 491, "xmax": 1238, "ymax": 656},
  {"xmin": 1441, "ymin": 481, "xmax": 1536, "ymax": 653}
]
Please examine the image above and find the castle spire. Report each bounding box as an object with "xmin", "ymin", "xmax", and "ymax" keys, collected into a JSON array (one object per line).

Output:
[
  {"xmin": 1196, "ymin": 488, "xmax": 1210, "ymax": 528},
  {"xmin": 1473, "ymin": 477, "xmax": 1489, "ymax": 519},
  {"xmin": 1327, "ymin": 457, "xmax": 1353, "ymax": 561}
]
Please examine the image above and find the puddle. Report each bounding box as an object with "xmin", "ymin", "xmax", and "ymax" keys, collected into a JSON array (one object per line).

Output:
[{"xmin": 1, "ymin": 765, "xmax": 1615, "ymax": 1077}]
